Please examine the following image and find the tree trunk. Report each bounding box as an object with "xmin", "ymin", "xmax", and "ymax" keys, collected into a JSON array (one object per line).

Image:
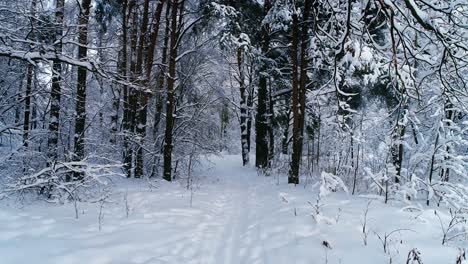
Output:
[
  {"xmin": 427, "ymin": 133, "xmax": 439, "ymax": 206},
  {"xmin": 47, "ymin": 0, "xmax": 65, "ymax": 162},
  {"xmin": 72, "ymin": 0, "xmax": 92, "ymax": 180},
  {"xmin": 133, "ymin": 0, "xmax": 151, "ymax": 178},
  {"xmin": 281, "ymin": 105, "xmax": 291, "ymax": 154},
  {"xmin": 440, "ymin": 98, "xmax": 454, "ymax": 182},
  {"xmin": 391, "ymin": 109, "xmax": 406, "ymax": 184},
  {"xmin": 153, "ymin": 1, "xmax": 171, "ymax": 140},
  {"xmin": 124, "ymin": 3, "xmax": 139, "ymax": 177},
  {"xmin": 255, "ymin": 0, "xmax": 271, "ymax": 170},
  {"xmin": 238, "ymin": 47, "xmax": 249, "ymax": 166},
  {"xmin": 134, "ymin": 0, "xmax": 165, "ymax": 178},
  {"xmin": 246, "ymin": 71, "xmax": 254, "ymax": 152},
  {"xmin": 23, "ymin": 65, "xmax": 33, "ymax": 148},
  {"xmin": 121, "ymin": 0, "xmax": 132, "ymax": 177},
  {"xmin": 150, "ymin": 2, "xmax": 172, "ymax": 178},
  {"xmin": 110, "ymin": 82, "xmax": 120, "ymax": 144},
  {"xmin": 268, "ymin": 78, "xmax": 275, "ymax": 167},
  {"xmin": 289, "ymin": 0, "xmax": 311, "ymax": 184},
  {"xmin": 289, "ymin": 10, "xmax": 300, "ymax": 184},
  {"xmin": 163, "ymin": 0, "xmax": 181, "ymax": 181},
  {"xmin": 23, "ymin": 0, "xmax": 37, "ymax": 148}
]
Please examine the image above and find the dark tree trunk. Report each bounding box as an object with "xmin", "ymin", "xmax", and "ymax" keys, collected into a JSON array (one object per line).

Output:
[
  {"xmin": 238, "ymin": 48, "xmax": 250, "ymax": 166},
  {"xmin": 47, "ymin": 0, "xmax": 64, "ymax": 162},
  {"xmin": 268, "ymin": 79, "xmax": 275, "ymax": 166},
  {"xmin": 391, "ymin": 110, "xmax": 406, "ymax": 184},
  {"xmin": 163, "ymin": 0, "xmax": 181, "ymax": 181},
  {"xmin": 23, "ymin": 65, "xmax": 33, "ymax": 148},
  {"xmin": 124, "ymin": 3, "xmax": 139, "ymax": 177},
  {"xmin": 255, "ymin": 0, "xmax": 271, "ymax": 170},
  {"xmin": 23, "ymin": 0, "xmax": 37, "ymax": 148},
  {"xmin": 289, "ymin": 0, "xmax": 311, "ymax": 184},
  {"xmin": 246, "ymin": 72, "xmax": 254, "ymax": 151},
  {"xmin": 281, "ymin": 105, "xmax": 291, "ymax": 155},
  {"xmin": 149, "ymin": 2, "xmax": 172, "ymax": 178},
  {"xmin": 427, "ymin": 133, "xmax": 439, "ymax": 206},
  {"xmin": 133, "ymin": 0, "xmax": 151, "ymax": 178},
  {"xmin": 145, "ymin": 0, "xmax": 165, "ymax": 79},
  {"xmin": 289, "ymin": 10, "xmax": 300, "ymax": 184},
  {"xmin": 72, "ymin": 0, "xmax": 92, "ymax": 180},
  {"xmin": 110, "ymin": 82, "xmax": 120, "ymax": 144},
  {"xmin": 440, "ymin": 99, "xmax": 454, "ymax": 182},
  {"xmin": 121, "ymin": 0, "xmax": 133, "ymax": 177},
  {"xmin": 153, "ymin": 1, "xmax": 171, "ymax": 140},
  {"xmin": 134, "ymin": 0, "xmax": 165, "ymax": 178}
]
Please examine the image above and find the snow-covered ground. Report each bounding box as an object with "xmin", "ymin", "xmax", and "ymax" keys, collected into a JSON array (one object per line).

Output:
[{"xmin": 0, "ymin": 155, "xmax": 466, "ymax": 264}]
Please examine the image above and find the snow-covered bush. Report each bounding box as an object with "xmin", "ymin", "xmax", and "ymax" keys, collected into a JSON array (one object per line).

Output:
[
  {"xmin": 1, "ymin": 156, "xmax": 123, "ymax": 202},
  {"xmin": 319, "ymin": 171, "xmax": 349, "ymax": 198}
]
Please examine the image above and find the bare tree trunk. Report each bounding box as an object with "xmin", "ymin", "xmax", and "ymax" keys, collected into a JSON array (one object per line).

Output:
[
  {"xmin": 23, "ymin": 65, "xmax": 33, "ymax": 148},
  {"xmin": 110, "ymin": 82, "xmax": 120, "ymax": 144},
  {"xmin": 289, "ymin": 0, "xmax": 311, "ymax": 184},
  {"xmin": 255, "ymin": 0, "xmax": 271, "ymax": 170},
  {"xmin": 145, "ymin": 0, "xmax": 165, "ymax": 80},
  {"xmin": 163, "ymin": 0, "xmax": 181, "ymax": 181},
  {"xmin": 72, "ymin": 0, "xmax": 92, "ymax": 180},
  {"xmin": 133, "ymin": 0, "xmax": 165, "ymax": 178},
  {"xmin": 150, "ymin": 2, "xmax": 172, "ymax": 178},
  {"xmin": 440, "ymin": 98, "xmax": 454, "ymax": 182},
  {"xmin": 352, "ymin": 117, "xmax": 363, "ymax": 194},
  {"xmin": 288, "ymin": 9, "xmax": 300, "ymax": 184},
  {"xmin": 238, "ymin": 47, "xmax": 249, "ymax": 166},
  {"xmin": 427, "ymin": 133, "xmax": 439, "ymax": 206},
  {"xmin": 281, "ymin": 105, "xmax": 291, "ymax": 155},
  {"xmin": 133, "ymin": 0, "xmax": 151, "ymax": 178},
  {"xmin": 268, "ymin": 79, "xmax": 275, "ymax": 167},
  {"xmin": 23, "ymin": 0, "xmax": 37, "ymax": 148},
  {"xmin": 153, "ymin": 1, "xmax": 171, "ymax": 140},
  {"xmin": 246, "ymin": 70, "xmax": 254, "ymax": 151},
  {"xmin": 124, "ymin": 2, "xmax": 139, "ymax": 177},
  {"xmin": 121, "ymin": 0, "xmax": 132, "ymax": 177},
  {"xmin": 47, "ymin": 0, "xmax": 65, "ymax": 162},
  {"xmin": 391, "ymin": 108, "xmax": 406, "ymax": 184},
  {"xmin": 15, "ymin": 81, "xmax": 22, "ymax": 125}
]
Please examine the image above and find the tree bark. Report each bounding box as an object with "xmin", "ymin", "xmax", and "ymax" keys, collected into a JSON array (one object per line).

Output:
[
  {"xmin": 134, "ymin": 0, "xmax": 165, "ymax": 178},
  {"xmin": 149, "ymin": 2, "xmax": 172, "ymax": 178},
  {"xmin": 23, "ymin": 65, "xmax": 33, "ymax": 148},
  {"xmin": 246, "ymin": 70, "xmax": 254, "ymax": 151},
  {"xmin": 47, "ymin": 0, "xmax": 65, "ymax": 162},
  {"xmin": 153, "ymin": 1, "xmax": 171, "ymax": 140},
  {"xmin": 255, "ymin": 0, "xmax": 271, "ymax": 170},
  {"xmin": 238, "ymin": 47, "xmax": 250, "ymax": 166},
  {"xmin": 72, "ymin": 0, "xmax": 92, "ymax": 180},
  {"xmin": 121, "ymin": 0, "xmax": 132, "ymax": 177},
  {"xmin": 281, "ymin": 105, "xmax": 291, "ymax": 155},
  {"xmin": 133, "ymin": 0, "xmax": 151, "ymax": 178},
  {"xmin": 391, "ymin": 109, "xmax": 406, "ymax": 184},
  {"xmin": 289, "ymin": 10, "xmax": 300, "ymax": 184},
  {"xmin": 289, "ymin": 0, "xmax": 311, "ymax": 184},
  {"xmin": 268, "ymin": 78, "xmax": 275, "ymax": 167},
  {"xmin": 163, "ymin": 0, "xmax": 181, "ymax": 181},
  {"xmin": 23, "ymin": 0, "xmax": 37, "ymax": 148},
  {"xmin": 123, "ymin": 3, "xmax": 139, "ymax": 177}
]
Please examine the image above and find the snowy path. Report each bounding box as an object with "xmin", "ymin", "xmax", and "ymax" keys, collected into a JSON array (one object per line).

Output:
[{"xmin": 0, "ymin": 155, "xmax": 465, "ymax": 264}]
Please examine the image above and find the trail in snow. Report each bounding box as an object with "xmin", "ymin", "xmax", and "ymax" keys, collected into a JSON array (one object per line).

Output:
[{"xmin": 0, "ymin": 155, "xmax": 465, "ymax": 264}]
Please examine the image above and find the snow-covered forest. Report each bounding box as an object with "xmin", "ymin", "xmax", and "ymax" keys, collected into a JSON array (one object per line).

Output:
[{"xmin": 0, "ymin": 0, "xmax": 467, "ymax": 263}]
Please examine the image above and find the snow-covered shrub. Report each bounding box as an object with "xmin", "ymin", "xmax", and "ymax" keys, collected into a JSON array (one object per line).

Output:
[
  {"xmin": 435, "ymin": 209, "xmax": 468, "ymax": 245},
  {"xmin": 1, "ymin": 156, "xmax": 123, "ymax": 202},
  {"xmin": 319, "ymin": 171, "xmax": 348, "ymax": 198}
]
